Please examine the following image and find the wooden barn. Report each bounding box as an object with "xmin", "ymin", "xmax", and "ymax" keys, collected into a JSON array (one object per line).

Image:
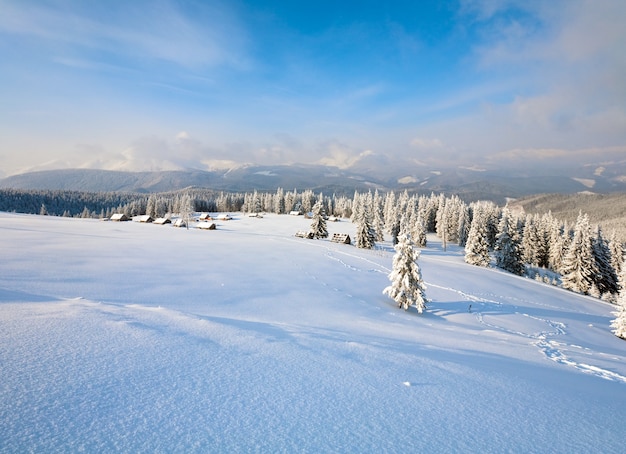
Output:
[
  {"xmin": 134, "ymin": 215, "xmax": 154, "ymax": 223},
  {"xmin": 295, "ymin": 230, "xmax": 314, "ymax": 239},
  {"xmin": 110, "ymin": 213, "xmax": 129, "ymax": 222},
  {"xmin": 153, "ymin": 217, "xmax": 171, "ymax": 225},
  {"xmin": 173, "ymin": 219, "xmax": 187, "ymax": 228},
  {"xmin": 331, "ymin": 233, "xmax": 351, "ymax": 244},
  {"xmin": 197, "ymin": 221, "xmax": 217, "ymax": 230}
]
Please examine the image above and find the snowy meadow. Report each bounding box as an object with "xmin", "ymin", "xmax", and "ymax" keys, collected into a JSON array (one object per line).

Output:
[{"xmin": 1, "ymin": 212, "xmax": 625, "ymax": 453}]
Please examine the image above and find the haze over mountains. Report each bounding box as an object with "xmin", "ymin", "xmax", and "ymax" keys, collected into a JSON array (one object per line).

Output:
[{"xmin": 2, "ymin": 157, "xmax": 625, "ymax": 204}]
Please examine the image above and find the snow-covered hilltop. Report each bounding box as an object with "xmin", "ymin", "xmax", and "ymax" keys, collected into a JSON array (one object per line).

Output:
[{"xmin": 1, "ymin": 212, "xmax": 625, "ymax": 452}]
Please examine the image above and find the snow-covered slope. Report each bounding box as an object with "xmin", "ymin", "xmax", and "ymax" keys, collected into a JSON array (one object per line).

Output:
[{"xmin": 1, "ymin": 212, "xmax": 624, "ymax": 452}]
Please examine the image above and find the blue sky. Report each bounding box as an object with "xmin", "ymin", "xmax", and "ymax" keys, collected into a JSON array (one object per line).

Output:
[{"xmin": 1, "ymin": 0, "xmax": 625, "ymax": 176}]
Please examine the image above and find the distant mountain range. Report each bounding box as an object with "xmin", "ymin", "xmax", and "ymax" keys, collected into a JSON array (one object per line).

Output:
[{"xmin": 1, "ymin": 160, "xmax": 626, "ymax": 204}]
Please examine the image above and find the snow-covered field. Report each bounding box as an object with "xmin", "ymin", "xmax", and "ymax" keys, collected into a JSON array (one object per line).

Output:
[{"xmin": 1, "ymin": 211, "xmax": 625, "ymax": 453}]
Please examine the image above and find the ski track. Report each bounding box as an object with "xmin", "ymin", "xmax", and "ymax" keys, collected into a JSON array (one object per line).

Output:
[
  {"xmin": 428, "ymin": 283, "xmax": 626, "ymax": 384},
  {"xmin": 323, "ymin": 248, "xmax": 390, "ymax": 275}
]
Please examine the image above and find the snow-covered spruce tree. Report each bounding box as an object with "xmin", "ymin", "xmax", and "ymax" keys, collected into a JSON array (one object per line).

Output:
[
  {"xmin": 464, "ymin": 208, "xmax": 490, "ymax": 267},
  {"xmin": 548, "ymin": 218, "xmax": 567, "ymax": 272},
  {"xmin": 310, "ymin": 201, "xmax": 328, "ymax": 239},
  {"xmin": 560, "ymin": 213, "xmax": 595, "ymax": 295},
  {"xmin": 373, "ymin": 190, "xmax": 385, "ymax": 242},
  {"xmin": 457, "ymin": 204, "xmax": 471, "ymax": 247},
  {"xmin": 495, "ymin": 209, "xmax": 525, "ymax": 275},
  {"xmin": 355, "ymin": 194, "xmax": 376, "ymax": 249},
  {"xmin": 609, "ymin": 230, "xmax": 624, "ymax": 276},
  {"xmin": 383, "ymin": 230, "xmax": 427, "ymax": 312},
  {"xmin": 522, "ymin": 214, "xmax": 549, "ymax": 268},
  {"xmin": 611, "ymin": 257, "xmax": 626, "ymax": 339},
  {"xmin": 592, "ymin": 226, "xmax": 619, "ymax": 297},
  {"xmin": 384, "ymin": 191, "xmax": 397, "ymax": 235},
  {"xmin": 410, "ymin": 209, "xmax": 427, "ymax": 248},
  {"xmin": 179, "ymin": 193, "xmax": 195, "ymax": 230}
]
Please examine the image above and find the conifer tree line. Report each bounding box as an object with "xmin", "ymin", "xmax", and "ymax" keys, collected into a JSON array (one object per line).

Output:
[{"xmin": 2, "ymin": 187, "xmax": 625, "ymax": 303}]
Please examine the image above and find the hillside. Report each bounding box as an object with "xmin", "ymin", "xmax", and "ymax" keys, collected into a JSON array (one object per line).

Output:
[
  {"xmin": 1, "ymin": 212, "xmax": 624, "ymax": 452},
  {"xmin": 509, "ymin": 192, "xmax": 626, "ymax": 242},
  {"xmin": 3, "ymin": 164, "xmax": 626, "ymax": 203}
]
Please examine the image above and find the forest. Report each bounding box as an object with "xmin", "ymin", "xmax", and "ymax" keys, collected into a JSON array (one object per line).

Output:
[{"xmin": 1, "ymin": 186, "xmax": 625, "ymax": 306}]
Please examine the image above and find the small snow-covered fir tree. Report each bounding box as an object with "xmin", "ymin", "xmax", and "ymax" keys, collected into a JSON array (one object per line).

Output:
[
  {"xmin": 495, "ymin": 209, "xmax": 524, "ymax": 275},
  {"xmin": 592, "ymin": 226, "xmax": 619, "ymax": 297},
  {"xmin": 465, "ymin": 209, "xmax": 490, "ymax": 267},
  {"xmin": 457, "ymin": 205, "xmax": 471, "ymax": 247},
  {"xmin": 179, "ymin": 193, "xmax": 195, "ymax": 230},
  {"xmin": 355, "ymin": 194, "xmax": 376, "ymax": 249},
  {"xmin": 560, "ymin": 213, "xmax": 595, "ymax": 294},
  {"xmin": 609, "ymin": 230, "xmax": 624, "ymax": 276},
  {"xmin": 310, "ymin": 201, "xmax": 328, "ymax": 239},
  {"xmin": 611, "ymin": 257, "xmax": 626, "ymax": 340},
  {"xmin": 383, "ymin": 230, "xmax": 427, "ymax": 312},
  {"xmin": 373, "ymin": 190, "xmax": 385, "ymax": 242},
  {"xmin": 548, "ymin": 218, "xmax": 567, "ymax": 272},
  {"xmin": 410, "ymin": 210, "xmax": 427, "ymax": 248}
]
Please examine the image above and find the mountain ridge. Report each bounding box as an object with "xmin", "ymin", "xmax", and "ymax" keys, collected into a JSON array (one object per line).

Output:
[{"xmin": 2, "ymin": 162, "xmax": 626, "ymax": 203}]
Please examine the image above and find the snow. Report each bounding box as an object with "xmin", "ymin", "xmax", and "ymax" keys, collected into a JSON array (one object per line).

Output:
[{"xmin": 1, "ymin": 211, "xmax": 625, "ymax": 452}]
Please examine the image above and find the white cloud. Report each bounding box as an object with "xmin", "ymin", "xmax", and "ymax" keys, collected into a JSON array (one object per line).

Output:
[
  {"xmin": 486, "ymin": 145, "xmax": 626, "ymax": 166},
  {"xmin": 317, "ymin": 144, "xmax": 375, "ymax": 169},
  {"xmin": 0, "ymin": 0, "xmax": 249, "ymax": 69}
]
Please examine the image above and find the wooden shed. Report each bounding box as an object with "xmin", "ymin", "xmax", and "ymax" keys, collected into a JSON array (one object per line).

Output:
[
  {"xmin": 197, "ymin": 221, "xmax": 217, "ymax": 230},
  {"xmin": 331, "ymin": 233, "xmax": 351, "ymax": 244},
  {"xmin": 154, "ymin": 217, "xmax": 171, "ymax": 225},
  {"xmin": 110, "ymin": 213, "xmax": 129, "ymax": 222},
  {"xmin": 173, "ymin": 219, "xmax": 187, "ymax": 228},
  {"xmin": 134, "ymin": 215, "xmax": 154, "ymax": 223}
]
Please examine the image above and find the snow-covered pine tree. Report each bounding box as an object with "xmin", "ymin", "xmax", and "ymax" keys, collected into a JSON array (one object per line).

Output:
[
  {"xmin": 548, "ymin": 217, "xmax": 567, "ymax": 272},
  {"xmin": 534, "ymin": 214, "xmax": 551, "ymax": 268},
  {"xmin": 464, "ymin": 207, "xmax": 490, "ymax": 267},
  {"xmin": 384, "ymin": 191, "xmax": 397, "ymax": 235},
  {"xmin": 424, "ymin": 193, "xmax": 440, "ymax": 232},
  {"xmin": 383, "ymin": 228, "xmax": 427, "ymax": 312},
  {"xmin": 146, "ymin": 195, "xmax": 157, "ymax": 218},
  {"xmin": 355, "ymin": 196, "xmax": 376, "ymax": 249},
  {"xmin": 373, "ymin": 190, "xmax": 385, "ymax": 242},
  {"xmin": 179, "ymin": 193, "xmax": 195, "ymax": 230},
  {"xmin": 592, "ymin": 226, "xmax": 619, "ymax": 297},
  {"xmin": 611, "ymin": 256, "xmax": 626, "ymax": 339},
  {"xmin": 560, "ymin": 212, "xmax": 595, "ymax": 295},
  {"xmin": 253, "ymin": 190, "xmax": 262, "ymax": 214},
  {"xmin": 495, "ymin": 208, "xmax": 525, "ymax": 275},
  {"xmin": 310, "ymin": 201, "xmax": 328, "ymax": 239},
  {"xmin": 457, "ymin": 204, "xmax": 471, "ymax": 247},
  {"xmin": 409, "ymin": 207, "xmax": 427, "ymax": 248},
  {"xmin": 350, "ymin": 190, "xmax": 362, "ymax": 224},
  {"xmin": 609, "ymin": 230, "xmax": 624, "ymax": 276},
  {"xmin": 274, "ymin": 187, "xmax": 285, "ymax": 214}
]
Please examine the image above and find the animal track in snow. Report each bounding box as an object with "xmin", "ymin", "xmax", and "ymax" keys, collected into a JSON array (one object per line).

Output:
[{"xmin": 429, "ymin": 283, "xmax": 626, "ymax": 384}]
